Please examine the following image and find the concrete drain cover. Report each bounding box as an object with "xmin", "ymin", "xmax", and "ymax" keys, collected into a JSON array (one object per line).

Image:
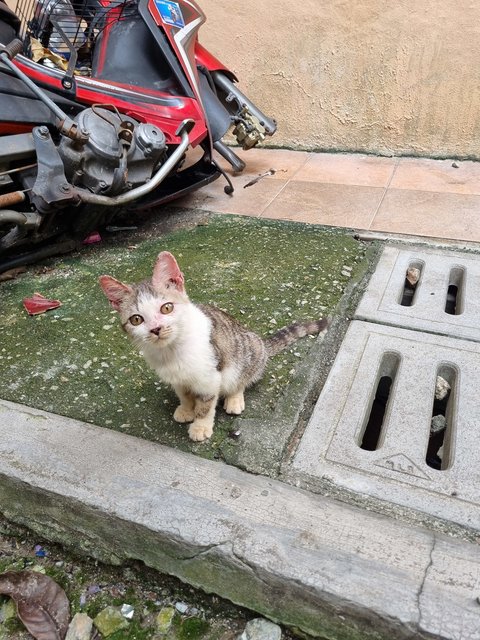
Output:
[
  {"xmin": 355, "ymin": 245, "xmax": 480, "ymax": 341},
  {"xmin": 292, "ymin": 246, "xmax": 480, "ymax": 532}
]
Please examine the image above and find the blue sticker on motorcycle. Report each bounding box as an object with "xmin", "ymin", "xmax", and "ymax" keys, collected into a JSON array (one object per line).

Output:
[{"xmin": 154, "ymin": 1, "xmax": 185, "ymax": 28}]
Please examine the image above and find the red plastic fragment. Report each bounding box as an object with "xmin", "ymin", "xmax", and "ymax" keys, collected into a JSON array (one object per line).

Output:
[
  {"xmin": 23, "ymin": 292, "xmax": 62, "ymax": 315},
  {"xmin": 82, "ymin": 231, "xmax": 102, "ymax": 245}
]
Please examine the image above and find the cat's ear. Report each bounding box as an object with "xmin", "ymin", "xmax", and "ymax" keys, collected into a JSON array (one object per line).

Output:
[
  {"xmin": 99, "ymin": 275, "xmax": 133, "ymax": 310},
  {"xmin": 152, "ymin": 251, "xmax": 185, "ymax": 292}
]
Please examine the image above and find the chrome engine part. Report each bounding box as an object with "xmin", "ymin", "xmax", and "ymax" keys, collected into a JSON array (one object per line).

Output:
[{"xmin": 58, "ymin": 107, "xmax": 167, "ymax": 194}]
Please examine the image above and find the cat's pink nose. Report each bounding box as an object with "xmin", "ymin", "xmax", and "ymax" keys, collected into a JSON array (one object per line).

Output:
[{"xmin": 150, "ymin": 327, "xmax": 161, "ymax": 336}]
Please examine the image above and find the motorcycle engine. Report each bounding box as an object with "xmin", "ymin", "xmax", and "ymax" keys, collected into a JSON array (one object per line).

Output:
[{"xmin": 59, "ymin": 107, "xmax": 167, "ymax": 195}]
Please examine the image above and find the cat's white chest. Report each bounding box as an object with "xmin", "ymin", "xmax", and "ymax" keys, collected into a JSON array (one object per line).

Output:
[{"xmin": 140, "ymin": 306, "xmax": 218, "ymax": 394}]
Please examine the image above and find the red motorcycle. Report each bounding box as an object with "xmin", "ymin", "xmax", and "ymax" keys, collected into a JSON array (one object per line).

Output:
[{"xmin": 0, "ymin": 0, "xmax": 276, "ymax": 271}]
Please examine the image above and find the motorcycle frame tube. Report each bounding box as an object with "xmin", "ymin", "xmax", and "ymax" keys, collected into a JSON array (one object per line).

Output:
[
  {"xmin": 0, "ymin": 122, "xmax": 34, "ymax": 134},
  {"xmin": 0, "ymin": 192, "xmax": 26, "ymax": 208},
  {"xmin": 211, "ymin": 71, "xmax": 277, "ymax": 137},
  {"xmin": 0, "ymin": 132, "xmax": 35, "ymax": 161}
]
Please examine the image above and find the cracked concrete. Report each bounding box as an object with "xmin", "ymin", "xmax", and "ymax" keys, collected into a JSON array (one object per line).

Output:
[
  {"xmin": 0, "ymin": 398, "xmax": 479, "ymax": 639},
  {"xmin": 416, "ymin": 536, "xmax": 436, "ymax": 630}
]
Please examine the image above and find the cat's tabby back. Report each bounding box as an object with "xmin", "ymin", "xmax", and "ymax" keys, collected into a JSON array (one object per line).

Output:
[{"xmin": 99, "ymin": 251, "xmax": 328, "ymax": 442}]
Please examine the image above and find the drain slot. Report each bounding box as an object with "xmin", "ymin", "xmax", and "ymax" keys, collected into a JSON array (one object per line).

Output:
[
  {"xmin": 359, "ymin": 352, "xmax": 400, "ymax": 451},
  {"xmin": 426, "ymin": 366, "xmax": 456, "ymax": 470},
  {"xmin": 400, "ymin": 262, "xmax": 423, "ymax": 307},
  {"xmin": 445, "ymin": 267, "xmax": 464, "ymax": 315}
]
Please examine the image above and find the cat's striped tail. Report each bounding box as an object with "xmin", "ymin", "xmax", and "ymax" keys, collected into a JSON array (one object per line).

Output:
[{"xmin": 264, "ymin": 317, "xmax": 330, "ymax": 357}]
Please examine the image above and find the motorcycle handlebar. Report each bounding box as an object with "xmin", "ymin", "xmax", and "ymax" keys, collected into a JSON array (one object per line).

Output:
[{"xmin": 0, "ymin": 38, "xmax": 23, "ymax": 59}]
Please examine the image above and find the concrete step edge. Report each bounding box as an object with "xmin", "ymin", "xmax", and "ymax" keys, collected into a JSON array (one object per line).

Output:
[{"xmin": 0, "ymin": 398, "xmax": 478, "ymax": 640}]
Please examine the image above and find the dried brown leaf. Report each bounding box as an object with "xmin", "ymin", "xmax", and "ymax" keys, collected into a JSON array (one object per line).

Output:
[{"xmin": 0, "ymin": 570, "xmax": 70, "ymax": 640}]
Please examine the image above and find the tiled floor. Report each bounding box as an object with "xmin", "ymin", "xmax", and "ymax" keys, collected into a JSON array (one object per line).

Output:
[{"xmin": 176, "ymin": 147, "xmax": 480, "ymax": 243}]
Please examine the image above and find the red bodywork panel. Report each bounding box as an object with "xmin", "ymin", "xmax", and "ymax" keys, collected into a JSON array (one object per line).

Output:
[
  {"xmin": 14, "ymin": 57, "xmax": 208, "ymax": 146},
  {"xmin": 0, "ymin": 122, "xmax": 33, "ymax": 134},
  {"xmin": 195, "ymin": 42, "xmax": 236, "ymax": 80}
]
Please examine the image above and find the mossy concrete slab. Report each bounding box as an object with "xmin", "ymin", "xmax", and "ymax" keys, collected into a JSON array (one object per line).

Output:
[
  {"xmin": 1, "ymin": 212, "xmax": 479, "ymax": 640},
  {"xmin": 0, "ymin": 213, "xmax": 371, "ymax": 473},
  {"xmin": 1, "ymin": 398, "xmax": 479, "ymax": 640}
]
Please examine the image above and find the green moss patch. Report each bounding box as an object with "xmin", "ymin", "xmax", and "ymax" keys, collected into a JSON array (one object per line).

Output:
[{"xmin": 0, "ymin": 214, "xmax": 367, "ymax": 461}]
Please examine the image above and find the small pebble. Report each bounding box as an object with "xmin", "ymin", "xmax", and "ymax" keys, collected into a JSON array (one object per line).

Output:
[
  {"xmin": 65, "ymin": 613, "xmax": 93, "ymax": 640},
  {"xmin": 430, "ymin": 415, "xmax": 446, "ymax": 433},
  {"xmin": 435, "ymin": 376, "xmax": 451, "ymax": 401},
  {"xmin": 94, "ymin": 606, "xmax": 129, "ymax": 636},
  {"xmin": 175, "ymin": 601, "xmax": 189, "ymax": 614},
  {"xmin": 156, "ymin": 607, "xmax": 175, "ymax": 633},
  {"xmin": 238, "ymin": 617, "xmax": 282, "ymax": 640},
  {"xmin": 31, "ymin": 564, "xmax": 46, "ymax": 574},
  {"xmin": 406, "ymin": 267, "xmax": 420, "ymax": 286},
  {"xmin": 121, "ymin": 604, "xmax": 134, "ymax": 620}
]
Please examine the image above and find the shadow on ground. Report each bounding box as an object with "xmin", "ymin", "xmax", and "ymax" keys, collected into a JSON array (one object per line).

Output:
[{"xmin": 0, "ymin": 212, "xmax": 371, "ymax": 471}]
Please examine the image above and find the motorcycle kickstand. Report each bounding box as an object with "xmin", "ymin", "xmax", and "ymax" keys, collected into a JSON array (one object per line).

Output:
[{"xmin": 212, "ymin": 158, "xmax": 235, "ymax": 196}]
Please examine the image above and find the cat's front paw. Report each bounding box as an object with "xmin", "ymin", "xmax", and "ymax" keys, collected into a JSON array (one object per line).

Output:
[
  {"xmin": 224, "ymin": 392, "xmax": 245, "ymax": 415},
  {"xmin": 173, "ymin": 405, "xmax": 195, "ymax": 423},
  {"xmin": 188, "ymin": 420, "xmax": 213, "ymax": 442}
]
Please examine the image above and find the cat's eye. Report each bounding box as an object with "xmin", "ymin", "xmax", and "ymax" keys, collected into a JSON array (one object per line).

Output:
[
  {"xmin": 129, "ymin": 314, "xmax": 144, "ymax": 326},
  {"xmin": 160, "ymin": 302, "xmax": 174, "ymax": 315}
]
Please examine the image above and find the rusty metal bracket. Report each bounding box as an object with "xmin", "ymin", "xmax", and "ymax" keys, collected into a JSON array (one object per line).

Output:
[{"xmin": 30, "ymin": 126, "xmax": 77, "ymax": 213}]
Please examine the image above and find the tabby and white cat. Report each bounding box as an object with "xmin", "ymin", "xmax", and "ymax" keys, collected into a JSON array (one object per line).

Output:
[{"xmin": 99, "ymin": 251, "xmax": 328, "ymax": 442}]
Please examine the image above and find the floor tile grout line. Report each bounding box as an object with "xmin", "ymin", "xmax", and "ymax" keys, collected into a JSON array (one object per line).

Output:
[
  {"xmin": 287, "ymin": 151, "xmax": 314, "ymax": 181},
  {"xmin": 367, "ymin": 157, "xmax": 401, "ymax": 229},
  {"xmin": 258, "ymin": 180, "xmax": 291, "ymax": 218},
  {"xmin": 261, "ymin": 152, "xmax": 405, "ymax": 223},
  {"xmin": 257, "ymin": 153, "xmax": 314, "ymax": 218}
]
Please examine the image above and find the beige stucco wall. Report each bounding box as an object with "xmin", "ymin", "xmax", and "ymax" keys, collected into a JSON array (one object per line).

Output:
[{"xmin": 199, "ymin": 0, "xmax": 480, "ymax": 159}]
